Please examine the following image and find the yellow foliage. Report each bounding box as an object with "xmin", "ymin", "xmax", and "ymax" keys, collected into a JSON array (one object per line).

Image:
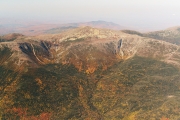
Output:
[
  {"xmin": 35, "ymin": 78, "xmax": 42, "ymax": 85},
  {"xmin": 78, "ymin": 85, "xmax": 83, "ymax": 97},
  {"xmin": 86, "ymin": 67, "xmax": 96, "ymax": 74},
  {"xmin": 24, "ymin": 93, "xmax": 31, "ymax": 99},
  {"xmin": 123, "ymin": 111, "xmax": 139, "ymax": 120},
  {"xmin": 35, "ymin": 78, "xmax": 44, "ymax": 90}
]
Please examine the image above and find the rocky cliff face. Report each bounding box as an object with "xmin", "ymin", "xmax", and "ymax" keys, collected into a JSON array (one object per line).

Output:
[{"xmin": 0, "ymin": 27, "xmax": 180, "ymax": 119}]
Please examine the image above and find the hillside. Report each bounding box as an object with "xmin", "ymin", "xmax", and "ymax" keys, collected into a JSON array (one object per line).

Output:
[
  {"xmin": 0, "ymin": 27, "xmax": 180, "ymax": 119},
  {"xmin": 122, "ymin": 26, "xmax": 180, "ymax": 45},
  {"xmin": 0, "ymin": 33, "xmax": 24, "ymax": 42}
]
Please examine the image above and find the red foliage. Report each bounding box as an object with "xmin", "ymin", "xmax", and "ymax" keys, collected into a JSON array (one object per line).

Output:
[
  {"xmin": 6, "ymin": 108, "xmax": 52, "ymax": 120},
  {"xmin": 160, "ymin": 117, "xmax": 169, "ymax": 120},
  {"xmin": 28, "ymin": 112, "xmax": 52, "ymax": 120}
]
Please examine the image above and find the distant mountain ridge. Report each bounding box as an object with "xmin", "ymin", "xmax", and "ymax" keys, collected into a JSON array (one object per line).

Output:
[
  {"xmin": 45, "ymin": 20, "xmax": 127, "ymax": 34},
  {"xmin": 0, "ymin": 20, "xmax": 127, "ymax": 36}
]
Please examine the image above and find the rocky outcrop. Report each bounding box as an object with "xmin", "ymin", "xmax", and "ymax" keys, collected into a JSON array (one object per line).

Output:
[
  {"xmin": 19, "ymin": 41, "xmax": 52, "ymax": 64},
  {"xmin": 40, "ymin": 41, "xmax": 51, "ymax": 52},
  {"xmin": 114, "ymin": 39, "xmax": 124, "ymax": 57}
]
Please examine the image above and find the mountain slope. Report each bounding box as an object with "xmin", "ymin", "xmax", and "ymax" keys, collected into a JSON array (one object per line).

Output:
[
  {"xmin": 4, "ymin": 26, "xmax": 179, "ymax": 70},
  {"xmin": 145, "ymin": 27, "xmax": 180, "ymax": 45},
  {"xmin": 122, "ymin": 26, "xmax": 180, "ymax": 45},
  {"xmin": 0, "ymin": 27, "xmax": 180, "ymax": 119}
]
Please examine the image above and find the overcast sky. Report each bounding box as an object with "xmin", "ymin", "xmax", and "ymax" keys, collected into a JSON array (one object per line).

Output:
[{"xmin": 0, "ymin": 0, "xmax": 180, "ymax": 30}]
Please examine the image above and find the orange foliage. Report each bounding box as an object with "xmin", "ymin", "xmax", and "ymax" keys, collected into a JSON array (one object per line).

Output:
[
  {"xmin": 7, "ymin": 108, "xmax": 52, "ymax": 120},
  {"xmin": 86, "ymin": 66, "xmax": 96, "ymax": 74},
  {"xmin": 27, "ymin": 112, "xmax": 52, "ymax": 120},
  {"xmin": 160, "ymin": 117, "xmax": 169, "ymax": 120},
  {"xmin": 12, "ymin": 107, "xmax": 27, "ymax": 117}
]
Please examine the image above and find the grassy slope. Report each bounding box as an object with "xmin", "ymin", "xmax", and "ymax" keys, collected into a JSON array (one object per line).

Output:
[
  {"xmin": 122, "ymin": 29, "xmax": 180, "ymax": 45},
  {"xmin": 1, "ymin": 55, "xmax": 180, "ymax": 120},
  {"xmin": 93, "ymin": 56, "xmax": 180, "ymax": 120}
]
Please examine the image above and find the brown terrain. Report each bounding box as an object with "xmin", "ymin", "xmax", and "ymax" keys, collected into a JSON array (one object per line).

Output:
[
  {"xmin": 0, "ymin": 26, "xmax": 180, "ymax": 119},
  {"xmin": 1, "ymin": 26, "xmax": 180, "ymax": 70}
]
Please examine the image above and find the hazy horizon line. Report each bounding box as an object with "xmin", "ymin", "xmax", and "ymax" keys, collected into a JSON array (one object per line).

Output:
[{"xmin": 1, "ymin": 18, "xmax": 180, "ymax": 33}]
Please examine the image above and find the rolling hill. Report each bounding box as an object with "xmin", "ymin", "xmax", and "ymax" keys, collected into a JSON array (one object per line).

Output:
[
  {"xmin": 0, "ymin": 27, "xmax": 180, "ymax": 119},
  {"xmin": 122, "ymin": 26, "xmax": 180, "ymax": 45}
]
